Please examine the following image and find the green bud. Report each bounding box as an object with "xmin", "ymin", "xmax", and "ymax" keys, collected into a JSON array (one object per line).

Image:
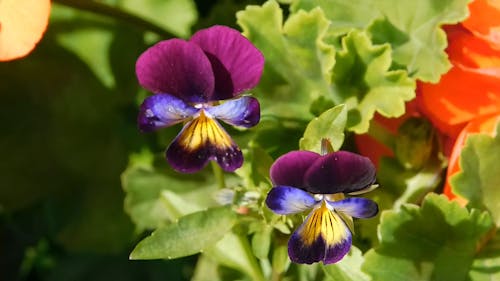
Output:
[{"xmin": 395, "ymin": 117, "xmax": 435, "ymax": 170}]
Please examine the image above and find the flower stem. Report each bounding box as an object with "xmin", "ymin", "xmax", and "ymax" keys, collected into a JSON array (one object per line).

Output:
[
  {"xmin": 211, "ymin": 162, "xmax": 226, "ymax": 189},
  {"xmin": 52, "ymin": 0, "xmax": 175, "ymax": 38},
  {"xmin": 238, "ymin": 234, "xmax": 266, "ymax": 281}
]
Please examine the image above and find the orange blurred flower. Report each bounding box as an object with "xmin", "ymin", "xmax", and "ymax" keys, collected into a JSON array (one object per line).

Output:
[
  {"xmin": 419, "ymin": 1, "xmax": 500, "ymax": 204},
  {"xmin": 0, "ymin": 0, "xmax": 51, "ymax": 61},
  {"xmin": 357, "ymin": 0, "xmax": 500, "ymax": 205}
]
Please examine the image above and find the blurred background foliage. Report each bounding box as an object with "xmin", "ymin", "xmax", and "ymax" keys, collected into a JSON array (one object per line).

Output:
[{"xmin": 0, "ymin": 0, "xmax": 266, "ymax": 280}]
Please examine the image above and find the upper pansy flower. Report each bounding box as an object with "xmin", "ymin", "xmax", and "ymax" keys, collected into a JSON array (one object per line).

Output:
[
  {"xmin": 136, "ymin": 25, "xmax": 264, "ymax": 173},
  {"xmin": 265, "ymin": 150, "xmax": 378, "ymax": 264}
]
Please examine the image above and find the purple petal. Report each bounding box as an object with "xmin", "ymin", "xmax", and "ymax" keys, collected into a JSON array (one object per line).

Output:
[
  {"xmin": 265, "ymin": 186, "xmax": 316, "ymax": 215},
  {"xmin": 136, "ymin": 39, "xmax": 215, "ymax": 103},
  {"xmin": 328, "ymin": 198, "xmax": 378, "ymax": 218},
  {"xmin": 270, "ymin": 151, "xmax": 321, "ymax": 190},
  {"xmin": 190, "ymin": 25, "xmax": 264, "ymax": 100},
  {"xmin": 288, "ymin": 203, "xmax": 352, "ymax": 264},
  {"xmin": 206, "ymin": 96, "xmax": 260, "ymax": 128},
  {"xmin": 304, "ymin": 151, "xmax": 376, "ymax": 194},
  {"xmin": 138, "ymin": 94, "xmax": 198, "ymax": 132},
  {"xmin": 166, "ymin": 111, "xmax": 242, "ymax": 173}
]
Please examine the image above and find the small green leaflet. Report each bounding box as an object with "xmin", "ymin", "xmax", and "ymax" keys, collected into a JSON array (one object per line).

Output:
[{"xmin": 299, "ymin": 104, "xmax": 347, "ymax": 152}]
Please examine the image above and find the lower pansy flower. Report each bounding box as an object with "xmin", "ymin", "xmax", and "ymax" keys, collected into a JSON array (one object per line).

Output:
[
  {"xmin": 265, "ymin": 150, "xmax": 378, "ymax": 264},
  {"xmin": 136, "ymin": 25, "xmax": 264, "ymax": 173}
]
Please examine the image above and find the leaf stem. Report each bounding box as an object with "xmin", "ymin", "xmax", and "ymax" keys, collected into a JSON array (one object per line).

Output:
[
  {"xmin": 52, "ymin": 0, "xmax": 175, "ymax": 38},
  {"xmin": 211, "ymin": 162, "xmax": 226, "ymax": 189},
  {"xmin": 238, "ymin": 234, "xmax": 266, "ymax": 281}
]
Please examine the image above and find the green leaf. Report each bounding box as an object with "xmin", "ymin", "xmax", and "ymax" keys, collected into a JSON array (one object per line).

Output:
[
  {"xmin": 363, "ymin": 194, "xmax": 494, "ymax": 281},
  {"xmin": 121, "ymin": 162, "xmax": 233, "ymax": 232},
  {"xmin": 291, "ymin": 0, "xmax": 382, "ymax": 34},
  {"xmin": 332, "ymin": 31, "xmax": 415, "ymax": 133},
  {"xmin": 452, "ymin": 123, "xmax": 500, "ymax": 225},
  {"xmin": 103, "ymin": 0, "xmax": 198, "ymax": 37},
  {"xmin": 469, "ymin": 230, "xmax": 500, "ymax": 281},
  {"xmin": 299, "ymin": 104, "xmax": 347, "ymax": 153},
  {"xmin": 130, "ymin": 206, "xmax": 236, "ymax": 260},
  {"xmin": 237, "ymin": 1, "xmax": 336, "ymax": 119},
  {"xmin": 368, "ymin": 0, "xmax": 471, "ymax": 82},
  {"xmin": 251, "ymin": 225, "xmax": 272, "ymax": 260},
  {"xmin": 290, "ymin": 0, "xmax": 471, "ymax": 82},
  {"xmin": 323, "ymin": 246, "xmax": 369, "ymax": 281},
  {"xmin": 206, "ymin": 232, "xmax": 261, "ymax": 280},
  {"xmin": 271, "ymin": 243, "xmax": 290, "ymax": 276}
]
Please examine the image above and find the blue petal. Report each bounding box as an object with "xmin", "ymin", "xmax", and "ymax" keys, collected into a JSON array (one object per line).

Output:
[
  {"xmin": 205, "ymin": 96, "xmax": 260, "ymax": 128},
  {"xmin": 288, "ymin": 202, "xmax": 352, "ymax": 264},
  {"xmin": 138, "ymin": 94, "xmax": 198, "ymax": 132},
  {"xmin": 328, "ymin": 198, "xmax": 378, "ymax": 218},
  {"xmin": 166, "ymin": 110, "xmax": 243, "ymax": 173},
  {"xmin": 265, "ymin": 186, "xmax": 316, "ymax": 215}
]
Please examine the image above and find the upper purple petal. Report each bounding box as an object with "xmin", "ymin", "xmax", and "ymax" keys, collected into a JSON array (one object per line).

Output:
[
  {"xmin": 304, "ymin": 151, "xmax": 376, "ymax": 194},
  {"xmin": 265, "ymin": 186, "xmax": 316, "ymax": 215},
  {"xmin": 270, "ymin": 151, "xmax": 321, "ymax": 190},
  {"xmin": 138, "ymin": 94, "xmax": 198, "ymax": 132},
  {"xmin": 328, "ymin": 198, "xmax": 378, "ymax": 218},
  {"xmin": 190, "ymin": 25, "xmax": 264, "ymax": 100},
  {"xmin": 205, "ymin": 96, "xmax": 260, "ymax": 128},
  {"xmin": 136, "ymin": 39, "xmax": 215, "ymax": 103}
]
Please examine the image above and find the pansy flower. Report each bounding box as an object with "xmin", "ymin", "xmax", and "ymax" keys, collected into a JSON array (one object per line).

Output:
[
  {"xmin": 136, "ymin": 25, "xmax": 264, "ymax": 173},
  {"xmin": 265, "ymin": 150, "xmax": 378, "ymax": 264}
]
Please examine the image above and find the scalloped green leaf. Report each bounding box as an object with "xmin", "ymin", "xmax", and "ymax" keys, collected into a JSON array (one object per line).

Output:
[
  {"xmin": 299, "ymin": 104, "xmax": 347, "ymax": 153},
  {"xmin": 291, "ymin": 0, "xmax": 381, "ymax": 34},
  {"xmin": 130, "ymin": 206, "xmax": 236, "ymax": 260},
  {"xmin": 369, "ymin": 0, "xmax": 471, "ymax": 82},
  {"xmin": 322, "ymin": 246, "xmax": 369, "ymax": 281},
  {"xmin": 363, "ymin": 194, "xmax": 494, "ymax": 281},
  {"xmin": 370, "ymin": 0, "xmax": 470, "ymax": 82},
  {"xmin": 290, "ymin": 0, "xmax": 471, "ymax": 82},
  {"xmin": 332, "ymin": 31, "xmax": 415, "ymax": 133},
  {"xmin": 237, "ymin": 1, "xmax": 335, "ymax": 119},
  {"xmin": 452, "ymin": 123, "xmax": 500, "ymax": 226}
]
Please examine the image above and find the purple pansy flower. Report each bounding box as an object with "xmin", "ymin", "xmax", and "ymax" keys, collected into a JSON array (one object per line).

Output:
[
  {"xmin": 136, "ymin": 25, "xmax": 264, "ymax": 173},
  {"xmin": 265, "ymin": 150, "xmax": 378, "ymax": 264}
]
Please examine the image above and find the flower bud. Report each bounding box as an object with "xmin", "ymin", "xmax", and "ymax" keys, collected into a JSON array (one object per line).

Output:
[{"xmin": 395, "ymin": 117, "xmax": 435, "ymax": 170}]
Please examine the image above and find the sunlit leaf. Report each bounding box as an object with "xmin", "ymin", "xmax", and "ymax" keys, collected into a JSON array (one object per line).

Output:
[
  {"xmin": 291, "ymin": 0, "xmax": 381, "ymax": 34},
  {"xmin": 237, "ymin": 1, "xmax": 335, "ymax": 119},
  {"xmin": 332, "ymin": 31, "xmax": 415, "ymax": 133},
  {"xmin": 291, "ymin": 0, "xmax": 471, "ymax": 82},
  {"xmin": 452, "ymin": 123, "xmax": 500, "ymax": 225},
  {"xmin": 130, "ymin": 206, "xmax": 236, "ymax": 260},
  {"xmin": 299, "ymin": 104, "xmax": 347, "ymax": 153},
  {"xmin": 363, "ymin": 194, "xmax": 494, "ymax": 281},
  {"xmin": 368, "ymin": 0, "xmax": 471, "ymax": 82}
]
